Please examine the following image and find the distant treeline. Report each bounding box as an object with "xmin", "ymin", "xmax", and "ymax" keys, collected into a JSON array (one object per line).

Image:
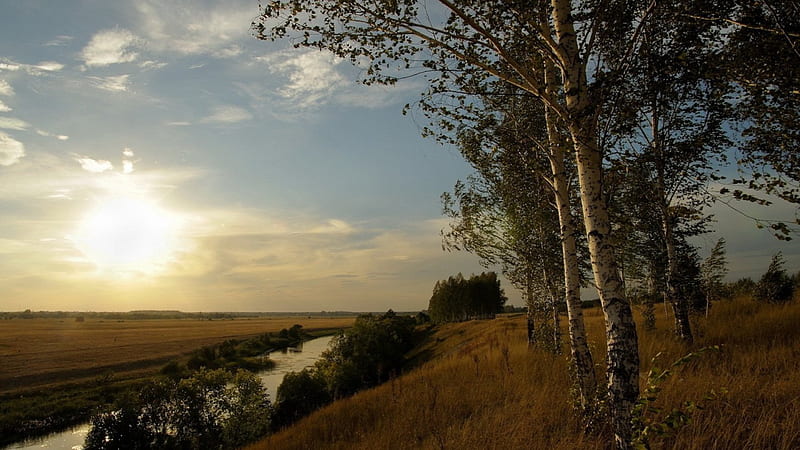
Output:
[
  {"xmin": 428, "ymin": 272, "xmax": 507, "ymax": 323},
  {"xmin": 0, "ymin": 310, "xmax": 372, "ymax": 320}
]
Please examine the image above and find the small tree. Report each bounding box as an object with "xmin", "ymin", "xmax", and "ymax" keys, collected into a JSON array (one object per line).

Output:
[
  {"xmin": 753, "ymin": 253, "xmax": 795, "ymax": 303},
  {"xmin": 701, "ymin": 238, "xmax": 728, "ymax": 316}
]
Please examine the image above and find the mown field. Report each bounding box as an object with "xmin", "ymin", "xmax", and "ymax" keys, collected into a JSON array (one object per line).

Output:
[
  {"xmin": 249, "ymin": 295, "xmax": 800, "ymax": 449},
  {"xmin": 0, "ymin": 316, "xmax": 354, "ymax": 394}
]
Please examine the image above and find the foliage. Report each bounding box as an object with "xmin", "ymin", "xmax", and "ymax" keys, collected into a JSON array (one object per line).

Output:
[
  {"xmin": 631, "ymin": 346, "xmax": 725, "ymax": 449},
  {"xmin": 272, "ymin": 369, "xmax": 331, "ymax": 429},
  {"xmin": 272, "ymin": 311, "xmax": 419, "ymax": 428},
  {"xmin": 700, "ymin": 238, "xmax": 728, "ymax": 312},
  {"xmin": 84, "ymin": 369, "xmax": 271, "ymax": 450},
  {"xmin": 753, "ymin": 252, "xmax": 796, "ymax": 303},
  {"xmin": 427, "ymin": 272, "xmax": 507, "ymax": 323}
]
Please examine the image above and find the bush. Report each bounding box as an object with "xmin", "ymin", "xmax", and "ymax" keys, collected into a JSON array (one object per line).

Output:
[
  {"xmin": 272, "ymin": 369, "xmax": 331, "ymax": 429},
  {"xmin": 84, "ymin": 369, "xmax": 271, "ymax": 449},
  {"xmin": 753, "ymin": 253, "xmax": 795, "ymax": 304}
]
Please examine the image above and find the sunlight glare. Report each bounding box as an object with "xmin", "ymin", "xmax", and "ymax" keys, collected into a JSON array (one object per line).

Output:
[{"xmin": 76, "ymin": 196, "xmax": 178, "ymax": 274}]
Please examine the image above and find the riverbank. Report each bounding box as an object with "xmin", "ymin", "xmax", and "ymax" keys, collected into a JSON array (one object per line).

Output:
[
  {"xmin": 0, "ymin": 317, "xmax": 353, "ymax": 447},
  {"xmin": 249, "ymin": 297, "xmax": 800, "ymax": 449}
]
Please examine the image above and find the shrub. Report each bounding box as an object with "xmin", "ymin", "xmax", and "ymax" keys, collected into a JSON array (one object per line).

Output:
[
  {"xmin": 84, "ymin": 369, "xmax": 271, "ymax": 449},
  {"xmin": 272, "ymin": 369, "xmax": 331, "ymax": 429}
]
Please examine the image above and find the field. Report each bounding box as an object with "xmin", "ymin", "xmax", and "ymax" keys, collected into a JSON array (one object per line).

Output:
[
  {"xmin": 0, "ymin": 316, "xmax": 354, "ymax": 394},
  {"xmin": 249, "ymin": 296, "xmax": 800, "ymax": 449}
]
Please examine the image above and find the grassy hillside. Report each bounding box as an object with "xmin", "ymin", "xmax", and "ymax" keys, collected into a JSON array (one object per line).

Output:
[{"xmin": 248, "ymin": 295, "xmax": 800, "ymax": 449}]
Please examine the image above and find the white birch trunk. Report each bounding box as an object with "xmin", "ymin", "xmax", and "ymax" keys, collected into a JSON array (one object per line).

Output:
[
  {"xmin": 543, "ymin": 57, "xmax": 598, "ymax": 408},
  {"xmin": 551, "ymin": 0, "xmax": 640, "ymax": 446}
]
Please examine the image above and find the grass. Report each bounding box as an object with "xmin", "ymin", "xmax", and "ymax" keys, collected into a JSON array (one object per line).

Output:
[{"xmin": 247, "ymin": 295, "xmax": 800, "ymax": 449}]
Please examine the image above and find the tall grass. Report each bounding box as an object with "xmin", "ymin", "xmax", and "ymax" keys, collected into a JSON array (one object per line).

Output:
[{"xmin": 248, "ymin": 297, "xmax": 800, "ymax": 449}]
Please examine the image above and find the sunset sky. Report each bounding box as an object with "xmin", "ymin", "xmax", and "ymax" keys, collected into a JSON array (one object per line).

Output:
[{"xmin": 1, "ymin": 0, "xmax": 797, "ymax": 312}]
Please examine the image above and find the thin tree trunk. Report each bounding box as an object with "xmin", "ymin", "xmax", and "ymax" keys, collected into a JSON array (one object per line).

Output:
[
  {"xmin": 543, "ymin": 58, "xmax": 597, "ymax": 408},
  {"xmin": 552, "ymin": 294, "xmax": 562, "ymax": 355},
  {"xmin": 551, "ymin": 0, "xmax": 640, "ymax": 446},
  {"xmin": 526, "ymin": 271, "xmax": 536, "ymax": 346},
  {"xmin": 652, "ymin": 111, "xmax": 693, "ymax": 343}
]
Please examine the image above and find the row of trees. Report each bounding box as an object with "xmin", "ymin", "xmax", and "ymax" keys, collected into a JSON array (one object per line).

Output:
[
  {"xmin": 255, "ymin": 1, "xmax": 799, "ymax": 447},
  {"xmin": 427, "ymin": 272, "xmax": 507, "ymax": 323}
]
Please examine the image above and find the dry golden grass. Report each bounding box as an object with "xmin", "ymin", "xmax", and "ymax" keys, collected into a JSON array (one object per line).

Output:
[
  {"xmin": 249, "ymin": 297, "xmax": 800, "ymax": 450},
  {"xmin": 0, "ymin": 316, "xmax": 354, "ymax": 394}
]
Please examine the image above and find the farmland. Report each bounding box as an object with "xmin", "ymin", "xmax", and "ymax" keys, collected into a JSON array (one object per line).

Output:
[{"xmin": 0, "ymin": 315, "xmax": 354, "ymax": 394}]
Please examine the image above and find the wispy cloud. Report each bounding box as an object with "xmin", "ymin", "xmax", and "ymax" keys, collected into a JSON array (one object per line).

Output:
[
  {"xmin": 74, "ymin": 155, "xmax": 114, "ymax": 173},
  {"xmin": 0, "ymin": 59, "xmax": 64, "ymax": 75},
  {"xmin": 255, "ymin": 49, "xmax": 423, "ymax": 113},
  {"xmin": 134, "ymin": 1, "xmax": 255, "ymax": 56},
  {"xmin": 81, "ymin": 28, "xmax": 140, "ymax": 67},
  {"xmin": 0, "ymin": 100, "xmax": 11, "ymax": 112},
  {"xmin": 0, "ymin": 131, "xmax": 25, "ymax": 166},
  {"xmin": 0, "ymin": 80, "xmax": 13, "ymax": 96},
  {"xmin": 258, "ymin": 49, "xmax": 347, "ymax": 110},
  {"xmin": 44, "ymin": 35, "xmax": 74, "ymax": 46},
  {"xmin": 36, "ymin": 129, "xmax": 69, "ymax": 140},
  {"xmin": 201, "ymin": 105, "xmax": 252, "ymax": 124},
  {"xmin": 88, "ymin": 74, "xmax": 131, "ymax": 92},
  {"xmin": 166, "ymin": 121, "xmax": 191, "ymax": 126},
  {"xmin": 0, "ymin": 116, "xmax": 30, "ymax": 131},
  {"xmin": 139, "ymin": 60, "xmax": 167, "ymax": 70}
]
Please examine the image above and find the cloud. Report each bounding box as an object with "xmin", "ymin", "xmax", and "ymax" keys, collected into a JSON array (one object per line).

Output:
[
  {"xmin": 0, "ymin": 80, "xmax": 13, "ymax": 96},
  {"xmin": 75, "ymin": 156, "xmax": 114, "ymax": 173},
  {"xmin": 33, "ymin": 61, "xmax": 64, "ymax": 72},
  {"xmin": 139, "ymin": 60, "xmax": 167, "ymax": 70},
  {"xmin": 310, "ymin": 219, "xmax": 355, "ymax": 234},
  {"xmin": 254, "ymin": 49, "xmax": 421, "ymax": 113},
  {"xmin": 0, "ymin": 59, "xmax": 64, "ymax": 76},
  {"xmin": 166, "ymin": 121, "xmax": 191, "ymax": 126},
  {"xmin": 0, "ymin": 132, "xmax": 25, "ymax": 166},
  {"xmin": 123, "ymin": 148, "xmax": 135, "ymax": 174},
  {"xmin": 259, "ymin": 49, "xmax": 348, "ymax": 109},
  {"xmin": 134, "ymin": 1, "xmax": 255, "ymax": 56},
  {"xmin": 44, "ymin": 35, "xmax": 74, "ymax": 46},
  {"xmin": 81, "ymin": 29, "xmax": 140, "ymax": 67},
  {"xmin": 201, "ymin": 105, "xmax": 252, "ymax": 124},
  {"xmin": 36, "ymin": 129, "xmax": 69, "ymax": 140},
  {"xmin": 0, "ymin": 117, "xmax": 30, "ymax": 131},
  {"xmin": 0, "ymin": 100, "xmax": 11, "ymax": 112},
  {"xmin": 213, "ymin": 45, "xmax": 243, "ymax": 58},
  {"xmin": 88, "ymin": 75, "xmax": 130, "ymax": 92}
]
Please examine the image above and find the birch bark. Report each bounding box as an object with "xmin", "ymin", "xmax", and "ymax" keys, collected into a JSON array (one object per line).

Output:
[
  {"xmin": 544, "ymin": 59, "xmax": 597, "ymax": 409},
  {"xmin": 551, "ymin": 0, "xmax": 640, "ymax": 446}
]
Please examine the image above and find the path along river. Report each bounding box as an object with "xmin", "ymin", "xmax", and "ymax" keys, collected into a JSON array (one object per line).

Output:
[{"xmin": 6, "ymin": 335, "xmax": 335, "ymax": 450}]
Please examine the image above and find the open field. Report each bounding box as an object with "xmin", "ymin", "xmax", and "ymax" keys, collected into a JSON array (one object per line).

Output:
[
  {"xmin": 0, "ymin": 316, "xmax": 354, "ymax": 394},
  {"xmin": 249, "ymin": 295, "xmax": 800, "ymax": 449}
]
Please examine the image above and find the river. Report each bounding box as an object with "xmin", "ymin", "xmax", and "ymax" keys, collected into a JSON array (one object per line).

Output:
[{"xmin": 5, "ymin": 335, "xmax": 335, "ymax": 450}]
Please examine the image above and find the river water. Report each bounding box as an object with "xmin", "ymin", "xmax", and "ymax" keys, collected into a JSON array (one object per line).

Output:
[{"xmin": 6, "ymin": 335, "xmax": 334, "ymax": 450}]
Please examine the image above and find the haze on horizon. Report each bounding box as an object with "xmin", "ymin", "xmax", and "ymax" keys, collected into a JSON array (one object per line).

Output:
[{"xmin": 0, "ymin": 1, "xmax": 797, "ymax": 313}]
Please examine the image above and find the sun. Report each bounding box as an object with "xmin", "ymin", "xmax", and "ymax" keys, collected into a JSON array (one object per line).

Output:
[{"xmin": 76, "ymin": 196, "xmax": 178, "ymax": 274}]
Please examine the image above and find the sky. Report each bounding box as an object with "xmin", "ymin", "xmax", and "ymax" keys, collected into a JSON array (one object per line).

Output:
[{"xmin": 0, "ymin": 1, "xmax": 797, "ymax": 312}]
